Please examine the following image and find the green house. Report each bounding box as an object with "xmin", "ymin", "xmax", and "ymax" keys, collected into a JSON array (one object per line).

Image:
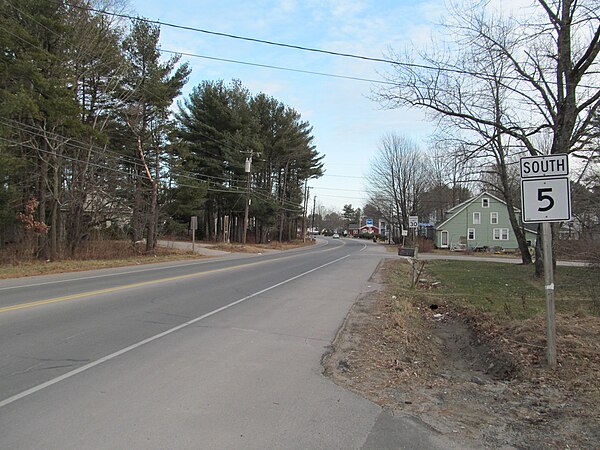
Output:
[{"xmin": 435, "ymin": 192, "xmax": 537, "ymax": 251}]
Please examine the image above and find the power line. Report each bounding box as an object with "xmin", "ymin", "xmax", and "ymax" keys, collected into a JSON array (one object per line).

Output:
[
  {"xmin": 59, "ymin": 0, "xmax": 524, "ymax": 83},
  {"xmin": 2, "ymin": 126, "xmax": 306, "ymax": 211},
  {"xmin": 62, "ymin": 2, "xmax": 399, "ymax": 65},
  {"xmin": 310, "ymin": 186, "xmax": 365, "ymax": 192},
  {"xmin": 320, "ymin": 174, "xmax": 366, "ymax": 179},
  {"xmin": 33, "ymin": 0, "xmax": 600, "ymax": 95},
  {"xmin": 161, "ymin": 50, "xmax": 395, "ymax": 86}
]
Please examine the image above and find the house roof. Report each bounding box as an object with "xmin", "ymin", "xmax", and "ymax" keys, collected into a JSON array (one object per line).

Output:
[{"xmin": 436, "ymin": 191, "xmax": 520, "ymax": 230}]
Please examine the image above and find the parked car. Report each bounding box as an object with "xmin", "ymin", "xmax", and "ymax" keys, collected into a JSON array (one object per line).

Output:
[{"xmin": 332, "ymin": 233, "xmax": 340, "ymax": 239}]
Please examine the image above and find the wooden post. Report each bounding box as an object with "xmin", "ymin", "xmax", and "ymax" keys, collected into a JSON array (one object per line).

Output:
[
  {"xmin": 542, "ymin": 221, "xmax": 557, "ymax": 368},
  {"xmin": 191, "ymin": 215, "xmax": 197, "ymax": 253},
  {"xmin": 243, "ymin": 157, "xmax": 251, "ymax": 246}
]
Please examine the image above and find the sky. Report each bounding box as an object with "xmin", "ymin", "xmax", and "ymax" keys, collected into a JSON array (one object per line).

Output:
[{"xmin": 123, "ymin": 0, "xmax": 517, "ymax": 213}]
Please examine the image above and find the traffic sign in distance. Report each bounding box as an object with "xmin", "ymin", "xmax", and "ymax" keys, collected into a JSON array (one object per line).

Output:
[
  {"xmin": 408, "ymin": 216, "xmax": 418, "ymax": 228},
  {"xmin": 521, "ymin": 178, "xmax": 571, "ymax": 223}
]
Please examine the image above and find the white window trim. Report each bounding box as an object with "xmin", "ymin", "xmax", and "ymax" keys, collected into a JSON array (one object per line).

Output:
[
  {"xmin": 473, "ymin": 212, "xmax": 481, "ymax": 224},
  {"xmin": 482, "ymin": 198, "xmax": 490, "ymax": 208},
  {"xmin": 467, "ymin": 228, "xmax": 475, "ymax": 240},
  {"xmin": 440, "ymin": 230, "xmax": 449, "ymax": 247},
  {"xmin": 493, "ymin": 228, "xmax": 509, "ymax": 240},
  {"xmin": 490, "ymin": 212, "xmax": 498, "ymax": 224}
]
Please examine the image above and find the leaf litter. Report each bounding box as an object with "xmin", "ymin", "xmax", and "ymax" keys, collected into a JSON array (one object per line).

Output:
[{"xmin": 323, "ymin": 259, "xmax": 600, "ymax": 449}]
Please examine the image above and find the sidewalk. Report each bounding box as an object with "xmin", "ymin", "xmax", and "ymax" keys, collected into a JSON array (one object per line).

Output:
[{"xmin": 157, "ymin": 239, "xmax": 232, "ymax": 257}]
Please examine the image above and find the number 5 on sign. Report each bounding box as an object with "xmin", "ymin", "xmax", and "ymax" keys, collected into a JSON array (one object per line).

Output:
[
  {"xmin": 537, "ymin": 188, "xmax": 554, "ymax": 212},
  {"xmin": 521, "ymin": 178, "xmax": 571, "ymax": 223}
]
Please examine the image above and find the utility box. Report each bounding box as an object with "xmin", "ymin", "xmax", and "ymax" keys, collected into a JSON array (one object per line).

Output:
[{"xmin": 398, "ymin": 246, "xmax": 417, "ymax": 257}]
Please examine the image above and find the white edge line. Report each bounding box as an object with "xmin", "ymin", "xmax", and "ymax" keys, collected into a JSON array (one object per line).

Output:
[{"xmin": 0, "ymin": 254, "xmax": 350, "ymax": 409}]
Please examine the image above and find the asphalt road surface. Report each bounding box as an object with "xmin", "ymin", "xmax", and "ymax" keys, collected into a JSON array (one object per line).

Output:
[{"xmin": 0, "ymin": 238, "xmax": 468, "ymax": 449}]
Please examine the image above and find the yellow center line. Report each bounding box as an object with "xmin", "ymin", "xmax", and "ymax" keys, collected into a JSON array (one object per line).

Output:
[{"xmin": 0, "ymin": 242, "xmax": 345, "ymax": 313}]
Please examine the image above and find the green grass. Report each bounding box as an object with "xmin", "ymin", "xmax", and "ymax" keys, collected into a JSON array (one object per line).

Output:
[{"xmin": 424, "ymin": 260, "xmax": 599, "ymax": 319}]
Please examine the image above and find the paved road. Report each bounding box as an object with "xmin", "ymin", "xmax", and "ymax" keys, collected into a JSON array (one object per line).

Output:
[{"xmin": 0, "ymin": 238, "xmax": 468, "ymax": 449}]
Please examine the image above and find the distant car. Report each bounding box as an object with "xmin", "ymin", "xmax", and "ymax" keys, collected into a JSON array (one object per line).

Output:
[{"xmin": 332, "ymin": 233, "xmax": 340, "ymax": 239}]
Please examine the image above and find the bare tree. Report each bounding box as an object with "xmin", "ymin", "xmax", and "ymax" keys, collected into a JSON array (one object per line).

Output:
[
  {"xmin": 376, "ymin": 0, "xmax": 600, "ymax": 270},
  {"xmin": 366, "ymin": 133, "xmax": 432, "ymax": 244}
]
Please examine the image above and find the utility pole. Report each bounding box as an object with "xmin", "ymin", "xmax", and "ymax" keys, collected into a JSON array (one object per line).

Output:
[
  {"xmin": 310, "ymin": 195, "xmax": 317, "ymax": 239},
  {"xmin": 242, "ymin": 155, "xmax": 252, "ymax": 246},
  {"xmin": 302, "ymin": 184, "xmax": 310, "ymax": 243}
]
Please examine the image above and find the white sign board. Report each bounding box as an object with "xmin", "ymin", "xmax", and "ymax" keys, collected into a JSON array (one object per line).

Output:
[
  {"xmin": 520, "ymin": 154, "xmax": 568, "ymax": 179},
  {"xmin": 521, "ymin": 178, "xmax": 571, "ymax": 223},
  {"xmin": 401, "ymin": 229, "xmax": 408, "ymax": 236},
  {"xmin": 408, "ymin": 216, "xmax": 419, "ymax": 228}
]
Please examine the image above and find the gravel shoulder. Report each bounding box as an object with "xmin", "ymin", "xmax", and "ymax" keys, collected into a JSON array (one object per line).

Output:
[{"xmin": 322, "ymin": 259, "xmax": 600, "ymax": 449}]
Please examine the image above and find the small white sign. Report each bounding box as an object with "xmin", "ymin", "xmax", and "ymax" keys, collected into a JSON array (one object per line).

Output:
[
  {"xmin": 520, "ymin": 154, "xmax": 568, "ymax": 179},
  {"xmin": 521, "ymin": 178, "xmax": 571, "ymax": 223},
  {"xmin": 408, "ymin": 216, "xmax": 419, "ymax": 228},
  {"xmin": 401, "ymin": 229, "xmax": 408, "ymax": 236}
]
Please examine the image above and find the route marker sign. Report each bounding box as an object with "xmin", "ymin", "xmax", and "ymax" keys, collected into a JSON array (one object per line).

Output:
[
  {"xmin": 519, "ymin": 153, "xmax": 571, "ymax": 368},
  {"xmin": 520, "ymin": 154, "xmax": 568, "ymax": 179},
  {"xmin": 520, "ymin": 155, "xmax": 571, "ymax": 223}
]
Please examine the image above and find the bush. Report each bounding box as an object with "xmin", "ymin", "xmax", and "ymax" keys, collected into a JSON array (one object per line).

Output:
[
  {"xmin": 163, "ymin": 219, "xmax": 190, "ymax": 239},
  {"xmin": 555, "ymin": 238, "xmax": 600, "ymax": 263},
  {"xmin": 417, "ymin": 237, "xmax": 435, "ymax": 252}
]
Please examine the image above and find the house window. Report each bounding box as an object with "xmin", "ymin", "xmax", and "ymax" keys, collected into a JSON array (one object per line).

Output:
[
  {"xmin": 482, "ymin": 198, "xmax": 489, "ymax": 208},
  {"xmin": 493, "ymin": 228, "xmax": 509, "ymax": 240},
  {"xmin": 491, "ymin": 212, "xmax": 498, "ymax": 224},
  {"xmin": 473, "ymin": 212, "xmax": 481, "ymax": 224},
  {"xmin": 441, "ymin": 230, "xmax": 449, "ymax": 247},
  {"xmin": 468, "ymin": 228, "xmax": 475, "ymax": 240}
]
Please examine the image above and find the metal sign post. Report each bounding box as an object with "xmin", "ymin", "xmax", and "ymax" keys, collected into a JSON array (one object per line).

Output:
[
  {"xmin": 520, "ymin": 154, "xmax": 571, "ymax": 368},
  {"xmin": 191, "ymin": 216, "xmax": 198, "ymax": 253},
  {"xmin": 542, "ymin": 221, "xmax": 556, "ymax": 367},
  {"xmin": 409, "ymin": 216, "xmax": 418, "ymax": 246}
]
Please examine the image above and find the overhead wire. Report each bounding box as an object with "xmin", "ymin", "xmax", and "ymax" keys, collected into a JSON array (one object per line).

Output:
[
  {"xmin": 3, "ymin": 0, "xmax": 374, "ymax": 211},
  {"xmin": 160, "ymin": 50, "xmax": 396, "ymax": 86},
  {"xmin": 51, "ymin": 0, "xmax": 600, "ymax": 89},
  {"xmin": 2, "ymin": 121, "xmax": 307, "ymax": 211}
]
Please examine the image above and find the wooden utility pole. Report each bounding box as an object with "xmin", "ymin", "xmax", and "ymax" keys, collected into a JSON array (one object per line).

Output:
[
  {"xmin": 302, "ymin": 184, "xmax": 310, "ymax": 243},
  {"xmin": 242, "ymin": 156, "xmax": 251, "ymax": 246},
  {"xmin": 191, "ymin": 216, "xmax": 197, "ymax": 253},
  {"xmin": 310, "ymin": 195, "xmax": 317, "ymax": 238}
]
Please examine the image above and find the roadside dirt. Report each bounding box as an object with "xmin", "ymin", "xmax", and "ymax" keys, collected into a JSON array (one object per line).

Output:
[{"xmin": 323, "ymin": 260, "xmax": 600, "ymax": 449}]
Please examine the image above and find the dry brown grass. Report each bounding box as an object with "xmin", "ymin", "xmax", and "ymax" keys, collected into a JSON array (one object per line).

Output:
[
  {"xmin": 209, "ymin": 239, "xmax": 314, "ymax": 253},
  {"xmin": 0, "ymin": 240, "xmax": 205, "ymax": 279}
]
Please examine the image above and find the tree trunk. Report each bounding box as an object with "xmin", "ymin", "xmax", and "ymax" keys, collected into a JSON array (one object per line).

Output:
[
  {"xmin": 145, "ymin": 181, "xmax": 157, "ymax": 253},
  {"xmin": 37, "ymin": 155, "xmax": 48, "ymax": 260},
  {"xmin": 132, "ymin": 170, "xmax": 145, "ymax": 243}
]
